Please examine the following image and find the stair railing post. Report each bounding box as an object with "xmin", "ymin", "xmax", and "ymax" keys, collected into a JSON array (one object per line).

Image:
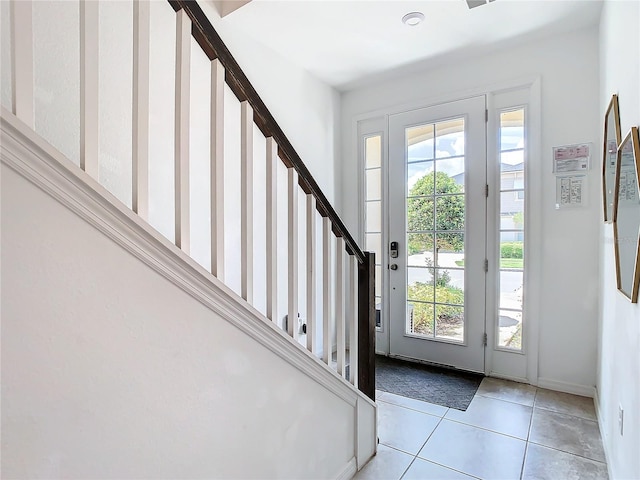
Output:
[{"xmin": 358, "ymin": 251, "xmax": 375, "ymax": 401}]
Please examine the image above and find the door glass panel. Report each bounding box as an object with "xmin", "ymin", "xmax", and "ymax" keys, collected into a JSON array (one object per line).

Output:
[
  {"xmin": 405, "ymin": 117, "xmax": 466, "ymax": 343},
  {"xmin": 408, "ymin": 233, "xmax": 434, "ymax": 258},
  {"xmin": 500, "ymin": 151, "xmax": 525, "ymax": 190},
  {"xmin": 408, "ymin": 301, "xmax": 434, "ymax": 337},
  {"xmin": 500, "ymin": 270, "xmax": 523, "ymax": 310},
  {"xmin": 408, "ymin": 197, "xmax": 434, "ymax": 231},
  {"xmin": 435, "ymin": 157, "xmax": 465, "ymax": 192},
  {"xmin": 499, "ymin": 110, "xmax": 524, "ymax": 150},
  {"xmin": 366, "ymin": 201, "xmax": 381, "ymax": 232},
  {"xmin": 365, "ymin": 233, "xmax": 382, "ymax": 260},
  {"xmin": 497, "ymin": 108, "xmax": 526, "ymax": 350},
  {"xmin": 497, "ymin": 108, "xmax": 525, "ymax": 350},
  {"xmin": 500, "ymin": 233, "xmax": 524, "ymax": 269},
  {"xmin": 436, "ymin": 304, "xmax": 464, "ymax": 341},
  {"xmin": 500, "ymin": 191, "xmax": 524, "ymax": 224},
  {"xmin": 437, "ymin": 267, "xmax": 464, "ymax": 293},
  {"xmin": 408, "ymin": 275, "xmax": 435, "ymax": 302},
  {"xmin": 408, "ymin": 267, "xmax": 435, "ymax": 290},
  {"xmin": 364, "ymin": 134, "xmax": 384, "ymax": 330},
  {"xmin": 499, "ymin": 309, "xmax": 522, "ymax": 349},
  {"xmin": 375, "ymin": 265, "xmax": 382, "ymax": 297},
  {"xmin": 366, "ymin": 169, "xmax": 382, "ymax": 200},
  {"xmin": 435, "ymin": 119, "xmax": 465, "ymax": 159},
  {"xmin": 436, "ymin": 195, "xmax": 465, "ymax": 231},
  {"xmin": 407, "ymin": 124, "xmax": 435, "ymax": 162},
  {"xmin": 365, "ymin": 135, "xmax": 382, "ymax": 168},
  {"xmin": 408, "ymin": 161, "xmax": 434, "ymax": 193},
  {"xmin": 375, "ymin": 297, "xmax": 382, "ymax": 328},
  {"xmin": 435, "ymin": 232, "xmax": 464, "ymax": 265}
]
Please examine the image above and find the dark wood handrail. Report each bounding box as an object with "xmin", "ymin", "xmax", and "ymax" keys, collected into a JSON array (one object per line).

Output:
[{"xmin": 168, "ymin": 0, "xmax": 365, "ymax": 264}]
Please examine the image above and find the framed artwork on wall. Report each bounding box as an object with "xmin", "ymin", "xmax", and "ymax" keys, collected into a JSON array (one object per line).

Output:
[
  {"xmin": 613, "ymin": 127, "xmax": 640, "ymax": 302},
  {"xmin": 602, "ymin": 94, "xmax": 621, "ymax": 222}
]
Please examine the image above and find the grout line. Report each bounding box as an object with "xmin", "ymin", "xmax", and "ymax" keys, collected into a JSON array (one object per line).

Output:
[
  {"xmin": 526, "ymin": 441, "xmax": 607, "ymax": 464},
  {"xmin": 411, "ymin": 415, "xmax": 446, "ymax": 463},
  {"xmin": 532, "ymin": 404, "xmax": 599, "ymax": 423},
  {"xmin": 377, "ymin": 398, "xmax": 448, "ymax": 418},
  {"xmin": 439, "ymin": 417, "xmax": 529, "ymax": 442},
  {"xmin": 519, "ymin": 442, "xmax": 530, "ymax": 479},
  {"xmin": 397, "ymin": 455, "xmax": 417, "ymax": 480},
  {"xmin": 526, "ymin": 396, "xmax": 535, "ymax": 443},
  {"xmin": 378, "ymin": 442, "xmax": 418, "ymax": 458},
  {"xmin": 475, "ymin": 391, "xmax": 536, "ymax": 408},
  {"xmin": 407, "ymin": 457, "xmax": 483, "ymax": 480}
]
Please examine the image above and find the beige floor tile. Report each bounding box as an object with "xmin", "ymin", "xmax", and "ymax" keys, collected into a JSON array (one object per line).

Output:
[
  {"xmin": 378, "ymin": 401, "xmax": 441, "ymax": 455},
  {"xmin": 402, "ymin": 458, "xmax": 477, "ymax": 480},
  {"xmin": 522, "ymin": 443, "xmax": 608, "ymax": 480},
  {"xmin": 445, "ymin": 396, "xmax": 533, "ymax": 440},
  {"xmin": 534, "ymin": 388, "xmax": 597, "ymax": 421},
  {"xmin": 529, "ymin": 409, "xmax": 605, "ymax": 462},
  {"xmin": 476, "ymin": 377, "xmax": 537, "ymax": 407},
  {"xmin": 379, "ymin": 391, "xmax": 449, "ymax": 417},
  {"xmin": 445, "ymin": 395, "xmax": 533, "ymax": 439},
  {"xmin": 418, "ymin": 419, "xmax": 526, "ymax": 479},
  {"xmin": 354, "ymin": 444, "xmax": 413, "ymax": 480}
]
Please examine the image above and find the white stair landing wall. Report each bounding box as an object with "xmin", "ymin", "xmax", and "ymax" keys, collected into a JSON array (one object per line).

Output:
[{"xmin": 0, "ymin": 113, "xmax": 376, "ymax": 479}]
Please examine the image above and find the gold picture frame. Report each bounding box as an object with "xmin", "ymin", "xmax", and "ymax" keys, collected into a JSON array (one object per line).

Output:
[
  {"xmin": 602, "ymin": 94, "xmax": 621, "ymax": 222},
  {"xmin": 613, "ymin": 127, "xmax": 640, "ymax": 302}
]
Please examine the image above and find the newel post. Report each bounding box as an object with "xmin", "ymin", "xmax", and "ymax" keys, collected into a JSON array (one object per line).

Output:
[{"xmin": 358, "ymin": 251, "xmax": 376, "ymax": 401}]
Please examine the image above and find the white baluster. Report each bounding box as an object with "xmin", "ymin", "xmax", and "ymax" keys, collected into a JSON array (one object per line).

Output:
[
  {"xmin": 322, "ymin": 217, "xmax": 332, "ymax": 365},
  {"xmin": 80, "ymin": 0, "xmax": 99, "ymax": 177},
  {"xmin": 210, "ymin": 59, "xmax": 225, "ymax": 280},
  {"xmin": 306, "ymin": 194, "xmax": 317, "ymax": 354},
  {"xmin": 132, "ymin": 0, "xmax": 150, "ymax": 220},
  {"xmin": 174, "ymin": 8, "xmax": 190, "ymax": 254},
  {"xmin": 266, "ymin": 137, "xmax": 278, "ymax": 322},
  {"xmin": 10, "ymin": 0, "xmax": 33, "ymax": 127},
  {"xmin": 349, "ymin": 254, "xmax": 358, "ymax": 386},
  {"xmin": 241, "ymin": 101, "xmax": 253, "ymax": 303},
  {"xmin": 336, "ymin": 236, "xmax": 346, "ymax": 378},
  {"xmin": 288, "ymin": 168, "xmax": 298, "ymax": 339}
]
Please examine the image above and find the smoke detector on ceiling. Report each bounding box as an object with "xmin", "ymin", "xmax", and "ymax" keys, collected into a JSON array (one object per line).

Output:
[
  {"xmin": 466, "ymin": 0, "xmax": 496, "ymax": 9},
  {"xmin": 402, "ymin": 12, "xmax": 425, "ymax": 26}
]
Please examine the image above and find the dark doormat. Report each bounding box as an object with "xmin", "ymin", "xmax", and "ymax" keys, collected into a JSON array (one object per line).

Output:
[{"xmin": 376, "ymin": 355, "xmax": 484, "ymax": 411}]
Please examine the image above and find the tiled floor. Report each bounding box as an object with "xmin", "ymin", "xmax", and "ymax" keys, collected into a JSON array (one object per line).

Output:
[{"xmin": 354, "ymin": 378, "xmax": 608, "ymax": 480}]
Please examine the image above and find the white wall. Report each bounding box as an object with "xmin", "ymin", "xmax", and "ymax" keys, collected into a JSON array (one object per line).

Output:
[
  {"xmin": 598, "ymin": 1, "xmax": 640, "ymax": 478},
  {"xmin": 199, "ymin": 1, "xmax": 341, "ymax": 206},
  {"xmin": 0, "ymin": 160, "xmax": 363, "ymax": 479},
  {"xmin": 341, "ymin": 28, "xmax": 601, "ymax": 391}
]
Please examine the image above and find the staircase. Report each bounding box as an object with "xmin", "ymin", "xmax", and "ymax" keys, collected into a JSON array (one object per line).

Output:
[{"xmin": 0, "ymin": 1, "xmax": 377, "ymax": 478}]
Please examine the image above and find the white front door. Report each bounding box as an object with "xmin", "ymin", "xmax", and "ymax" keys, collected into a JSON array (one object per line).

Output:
[{"xmin": 387, "ymin": 96, "xmax": 487, "ymax": 372}]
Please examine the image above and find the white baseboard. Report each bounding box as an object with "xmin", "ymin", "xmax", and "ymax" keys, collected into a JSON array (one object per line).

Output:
[
  {"xmin": 537, "ymin": 377, "xmax": 596, "ymax": 398},
  {"xmin": 335, "ymin": 457, "xmax": 357, "ymax": 480},
  {"xmin": 489, "ymin": 372, "xmax": 529, "ymax": 384}
]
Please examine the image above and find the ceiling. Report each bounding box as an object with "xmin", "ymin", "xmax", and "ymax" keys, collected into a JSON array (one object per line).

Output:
[{"xmin": 219, "ymin": 0, "xmax": 603, "ymax": 91}]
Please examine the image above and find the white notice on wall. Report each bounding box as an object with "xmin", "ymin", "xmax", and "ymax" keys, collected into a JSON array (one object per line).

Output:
[
  {"xmin": 556, "ymin": 175, "xmax": 587, "ymax": 209},
  {"xmin": 553, "ymin": 143, "xmax": 591, "ymax": 174}
]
